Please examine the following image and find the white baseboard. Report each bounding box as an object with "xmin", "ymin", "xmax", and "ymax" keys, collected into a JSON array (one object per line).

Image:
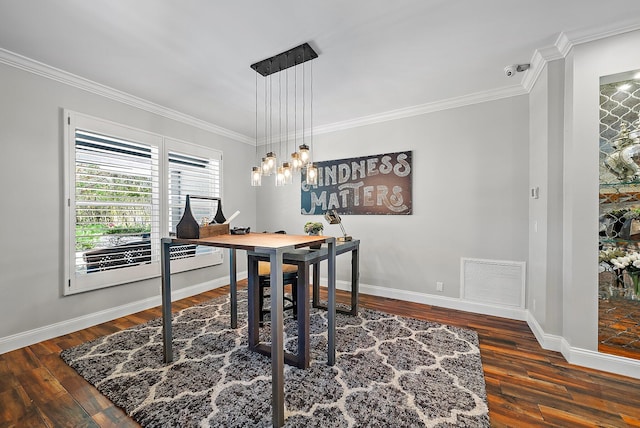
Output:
[
  {"xmin": 327, "ymin": 278, "xmax": 640, "ymax": 380},
  {"xmin": 325, "ymin": 278, "xmax": 528, "ymax": 321},
  {"xmin": 5, "ymin": 273, "xmax": 640, "ymax": 380},
  {"xmin": 526, "ymin": 311, "xmax": 563, "ymax": 352},
  {"xmin": 0, "ymin": 271, "xmax": 247, "ymax": 355},
  {"xmin": 526, "ymin": 311, "xmax": 640, "ymax": 379},
  {"xmin": 560, "ymin": 339, "xmax": 640, "ymax": 379}
]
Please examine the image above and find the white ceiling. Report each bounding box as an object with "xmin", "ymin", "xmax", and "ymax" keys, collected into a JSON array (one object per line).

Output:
[{"xmin": 2, "ymin": 1, "xmax": 640, "ymax": 142}]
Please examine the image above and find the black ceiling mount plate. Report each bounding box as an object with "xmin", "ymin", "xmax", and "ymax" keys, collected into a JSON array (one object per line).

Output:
[{"xmin": 251, "ymin": 42, "xmax": 318, "ymax": 77}]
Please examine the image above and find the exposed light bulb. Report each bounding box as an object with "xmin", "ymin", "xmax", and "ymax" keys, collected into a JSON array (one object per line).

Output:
[
  {"xmin": 265, "ymin": 152, "xmax": 276, "ymax": 168},
  {"xmin": 263, "ymin": 152, "xmax": 277, "ymax": 176},
  {"xmin": 282, "ymin": 162, "xmax": 292, "ymax": 184},
  {"xmin": 275, "ymin": 166, "xmax": 285, "ymax": 187},
  {"xmin": 306, "ymin": 163, "xmax": 318, "ymax": 185},
  {"xmin": 299, "ymin": 144, "xmax": 310, "ymax": 165},
  {"xmin": 261, "ymin": 157, "xmax": 271, "ymax": 176},
  {"xmin": 251, "ymin": 166, "xmax": 262, "ymax": 186},
  {"xmin": 290, "ymin": 152, "xmax": 302, "ymax": 173}
]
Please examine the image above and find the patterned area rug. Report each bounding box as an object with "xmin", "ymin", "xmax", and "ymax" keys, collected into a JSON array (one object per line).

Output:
[{"xmin": 61, "ymin": 290, "xmax": 490, "ymax": 427}]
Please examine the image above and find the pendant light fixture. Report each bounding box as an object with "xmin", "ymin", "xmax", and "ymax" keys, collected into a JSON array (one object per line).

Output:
[
  {"xmin": 250, "ymin": 43, "xmax": 318, "ymax": 187},
  {"xmin": 290, "ymin": 60, "xmax": 303, "ymax": 173},
  {"xmin": 298, "ymin": 52, "xmax": 311, "ymax": 167},
  {"xmin": 251, "ymin": 166, "xmax": 262, "ymax": 186},
  {"xmin": 305, "ymin": 57, "xmax": 318, "ymax": 185},
  {"xmin": 264, "ymin": 69, "xmax": 276, "ymax": 176},
  {"xmin": 275, "ymin": 70, "xmax": 285, "ymax": 187},
  {"xmin": 251, "ymin": 70, "xmax": 262, "ymax": 186},
  {"xmin": 281, "ymin": 59, "xmax": 293, "ymax": 185}
]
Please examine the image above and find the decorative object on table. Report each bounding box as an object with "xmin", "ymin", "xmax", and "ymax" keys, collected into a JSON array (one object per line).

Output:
[
  {"xmin": 230, "ymin": 227, "xmax": 251, "ymax": 235},
  {"xmin": 600, "ymin": 248, "xmax": 640, "ymax": 298},
  {"xmin": 301, "ymin": 150, "xmax": 413, "ymax": 215},
  {"xmin": 176, "ymin": 195, "xmax": 231, "ymax": 239},
  {"xmin": 199, "ymin": 223, "xmax": 230, "ymax": 238},
  {"xmin": 303, "ymin": 221, "xmax": 323, "ymax": 235},
  {"xmin": 304, "ymin": 221, "xmax": 323, "ymax": 249},
  {"xmin": 213, "ymin": 199, "xmax": 227, "ymax": 224},
  {"xmin": 175, "ymin": 194, "xmax": 200, "ymax": 239},
  {"xmin": 249, "ymin": 42, "xmax": 319, "ymax": 187},
  {"xmin": 324, "ymin": 209, "xmax": 352, "ymax": 242},
  {"xmin": 60, "ymin": 289, "xmax": 490, "ymax": 428}
]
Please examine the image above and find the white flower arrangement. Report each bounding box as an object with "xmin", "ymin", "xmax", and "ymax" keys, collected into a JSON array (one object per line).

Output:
[
  {"xmin": 601, "ymin": 247, "xmax": 640, "ymax": 296},
  {"xmin": 608, "ymin": 251, "xmax": 640, "ymax": 271}
]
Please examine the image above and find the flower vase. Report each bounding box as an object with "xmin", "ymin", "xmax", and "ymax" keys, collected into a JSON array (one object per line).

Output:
[
  {"xmin": 631, "ymin": 271, "xmax": 640, "ymax": 297},
  {"xmin": 308, "ymin": 232, "xmax": 322, "ymax": 249},
  {"xmin": 614, "ymin": 268, "xmax": 625, "ymax": 288},
  {"xmin": 176, "ymin": 195, "xmax": 199, "ymax": 239}
]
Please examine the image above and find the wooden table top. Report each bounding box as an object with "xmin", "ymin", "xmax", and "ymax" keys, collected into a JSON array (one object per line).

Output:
[
  {"xmin": 248, "ymin": 239, "xmax": 360, "ymax": 262},
  {"xmin": 167, "ymin": 233, "xmax": 328, "ymax": 251}
]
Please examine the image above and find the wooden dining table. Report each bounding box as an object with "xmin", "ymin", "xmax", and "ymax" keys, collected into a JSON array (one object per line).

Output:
[{"xmin": 160, "ymin": 232, "xmax": 337, "ymax": 428}]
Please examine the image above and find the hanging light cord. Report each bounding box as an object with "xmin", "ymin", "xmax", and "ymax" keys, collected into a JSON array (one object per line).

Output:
[
  {"xmin": 269, "ymin": 72, "xmax": 272, "ymax": 154},
  {"xmin": 264, "ymin": 67, "xmax": 268, "ymax": 158},
  {"xmin": 294, "ymin": 56, "xmax": 298, "ymax": 152},
  {"xmin": 279, "ymin": 65, "xmax": 282, "ymax": 161},
  {"xmin": 255, "ymin": 69, "xmax": 258, "ymax": 162},
  {"xmin": 286, "ymin": 55, "xmax": 289, "ymax": 158},
  {"xmin": 310, "ymin": 56, "xmax": 313, "ymax": 156},
  {"xmin": 302, "ymin": 51, "xmax": 305, "ymax": 151}
]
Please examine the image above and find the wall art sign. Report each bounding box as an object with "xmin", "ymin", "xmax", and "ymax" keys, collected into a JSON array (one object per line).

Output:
[{"xmin": 301, "ymin": 150, "xmax": 412, "ymax": 215}]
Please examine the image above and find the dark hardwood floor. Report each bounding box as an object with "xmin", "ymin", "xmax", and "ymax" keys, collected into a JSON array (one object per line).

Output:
[{"xmin": 2, "ymin": 283, "xmax": 640, "ymax": 427}]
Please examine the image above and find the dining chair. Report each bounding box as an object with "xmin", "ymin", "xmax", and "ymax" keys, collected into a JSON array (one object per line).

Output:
[{"xmin": 257, "ymin": 231, "xmax": 299, "ymax": 324}]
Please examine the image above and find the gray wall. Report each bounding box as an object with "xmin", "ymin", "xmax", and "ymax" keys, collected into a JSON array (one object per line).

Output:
[
  {"xmin": 0, "ymin": 62, "xmax": 256, "ymax": 341},
  {"xmin": 256, "ymin": 96, "xmax": 530, "ymax": 298}
]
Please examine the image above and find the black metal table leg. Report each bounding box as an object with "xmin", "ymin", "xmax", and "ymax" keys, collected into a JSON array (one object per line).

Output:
[{"xmin": 161, "ymin": 238, "xmax": 173, "ymax": 363}]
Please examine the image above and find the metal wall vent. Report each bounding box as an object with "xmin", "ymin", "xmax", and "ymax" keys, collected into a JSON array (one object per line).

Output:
[{"xmin": 460, "ymin": 258, "xmax": 526, "ymax": 308}]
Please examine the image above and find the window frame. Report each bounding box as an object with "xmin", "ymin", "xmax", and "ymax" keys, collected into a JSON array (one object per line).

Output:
[{"xmin": 64, "ymin": 110, "xmax": 223, "ymax": 295}]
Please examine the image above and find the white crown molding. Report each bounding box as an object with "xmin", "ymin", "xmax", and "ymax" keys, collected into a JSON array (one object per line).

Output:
[
  {"xmin": 314, "ymin": 85, "xmax": 527, "ymax": 136},
  {"xmin": 521, "ymin": 45, "xmax": 563, "ymax": 93},
  {"xmin": 3, "ymin": 20, "xmax": 640, "ymax": 144},
  {"xmin": 0, "ymin": 48, "xmax": 254, "ymax": 145},
  {"xmin": 560, "ymin": 19, "xmax": 640, "ymax": 53},
  {"xmin": 524, "ymin": 20, "xmax": 640, "ymax": 93},
  {"xmin": 315, "ymin": 21, "xmax": 640, "ymax": 136}
]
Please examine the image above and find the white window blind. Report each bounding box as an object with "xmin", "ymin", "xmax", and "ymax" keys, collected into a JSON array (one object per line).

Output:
[
  {"xmin": 166, "ymin": 143, "xmax": 223, "ymax": 268},
  {"xmin": 65, "ymin": 112, "xmax": 223, "ymax": 295}
]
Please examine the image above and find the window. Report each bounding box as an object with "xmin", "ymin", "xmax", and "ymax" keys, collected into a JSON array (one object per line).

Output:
[
  {"xmin": 166, "ymin": 139, "xmax": 222, "ymax": 268},
  {"xmin": 64, "ymin": 111, "xmax": 223, "ymax": 295}
]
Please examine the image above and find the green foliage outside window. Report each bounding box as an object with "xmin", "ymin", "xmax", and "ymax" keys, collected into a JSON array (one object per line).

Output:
[{"xmin": 75, "ymin": 163, "xmax": 153, "ymax": 251}]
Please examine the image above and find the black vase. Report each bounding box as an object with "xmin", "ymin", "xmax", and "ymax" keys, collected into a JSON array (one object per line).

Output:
[
  {"xmin": 213, "ymin": 200, "xmax": 226, "ymax": 224},
  {"xmin": 176, "ymin": 195, "xmax": 200, "ymax": 239}
]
